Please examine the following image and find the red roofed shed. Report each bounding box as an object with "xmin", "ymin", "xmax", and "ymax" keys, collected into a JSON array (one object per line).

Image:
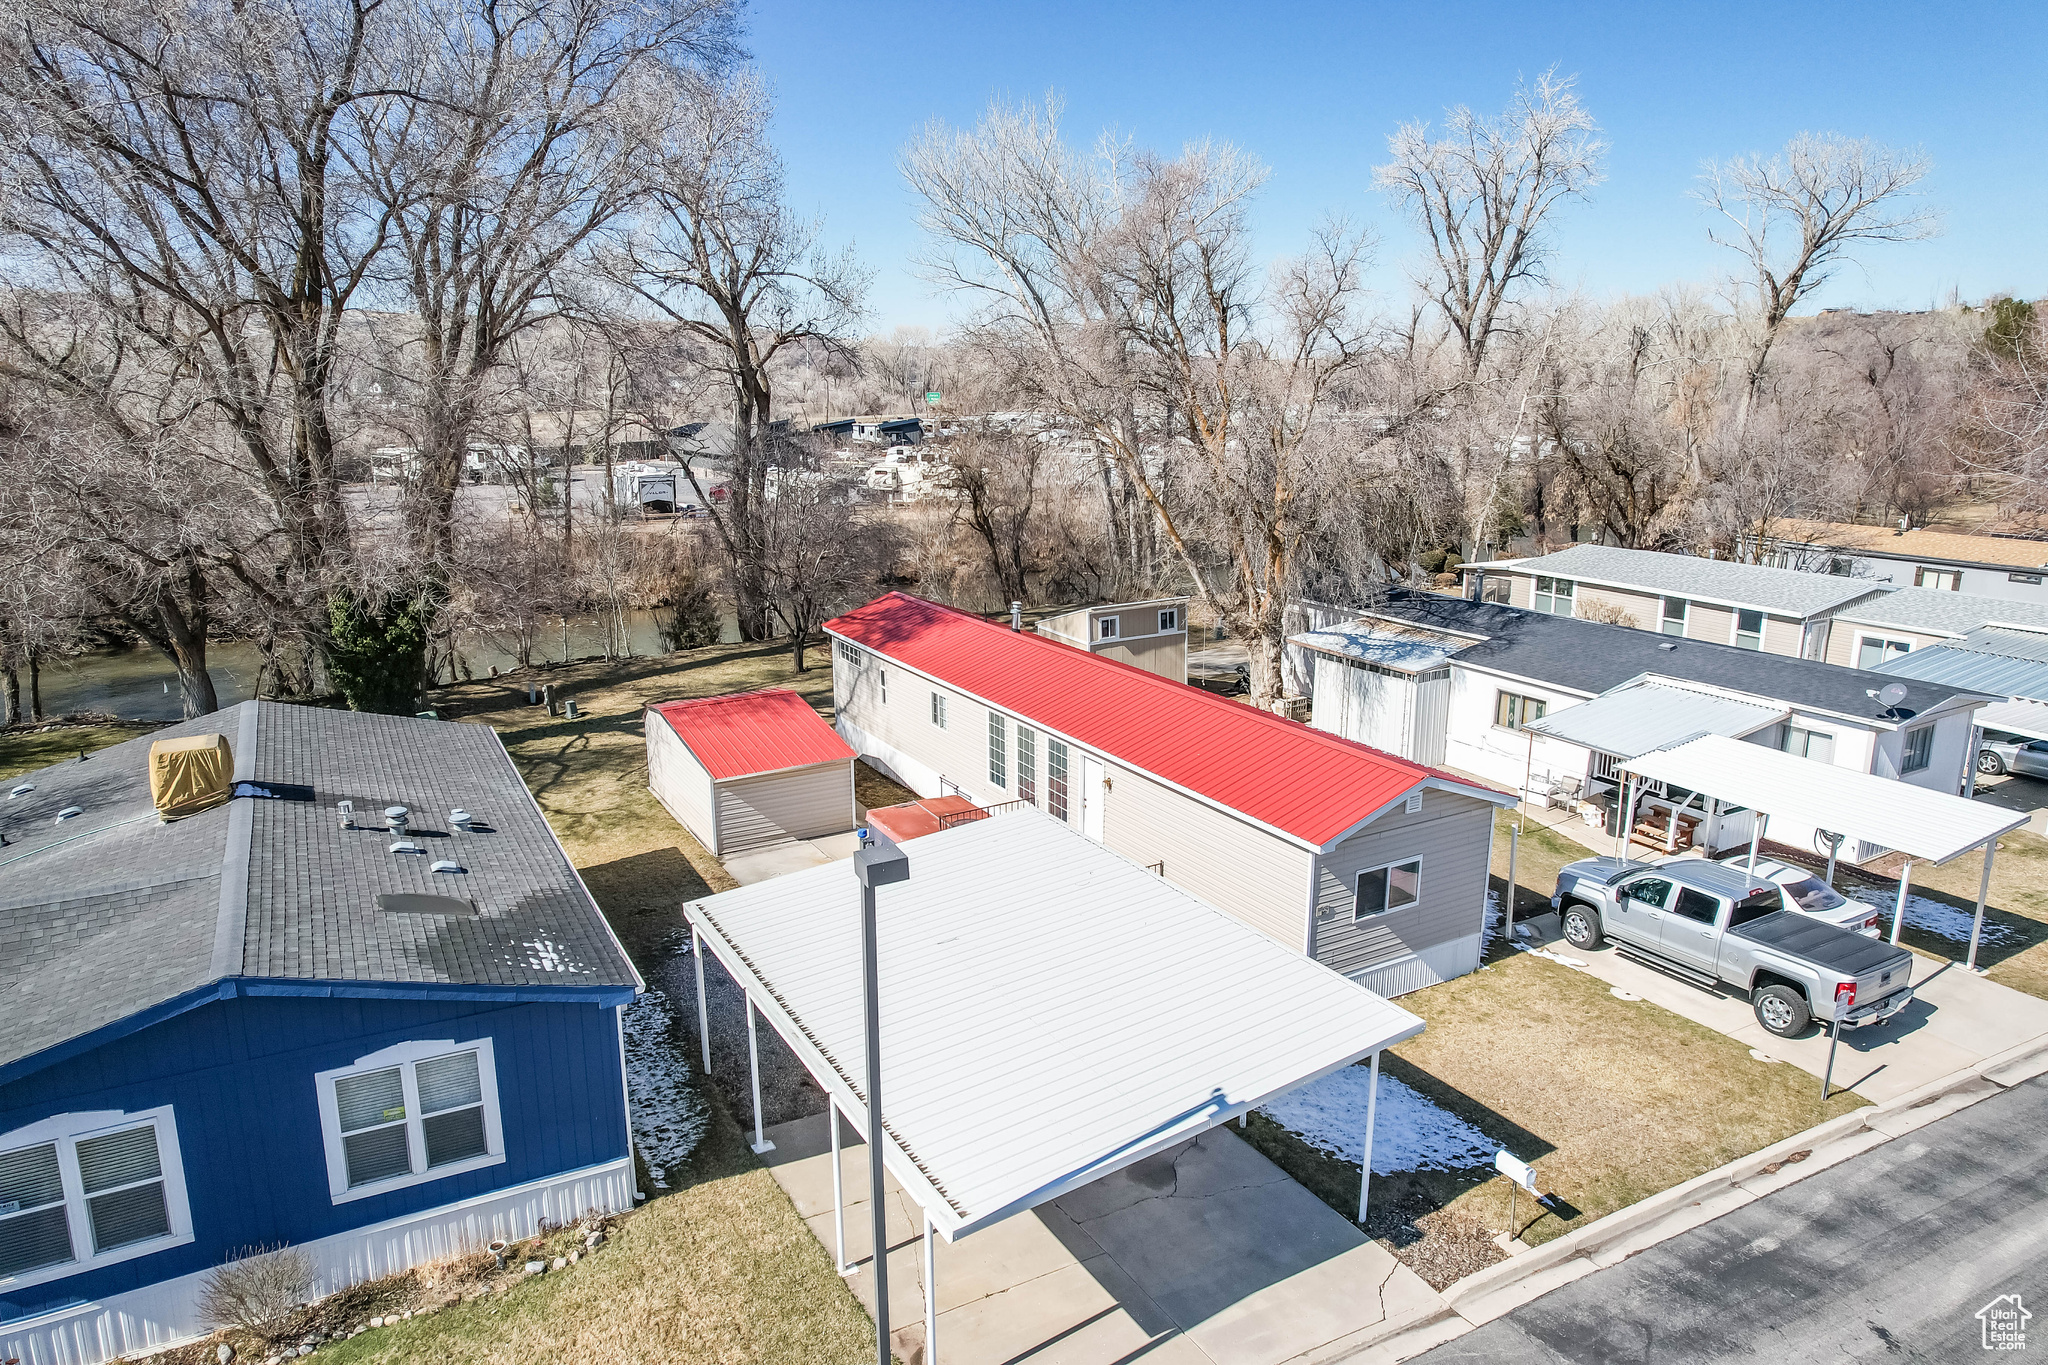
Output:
[{"xmin": 646, "ymin": 689, "xmax": 857, "ymax": 855}]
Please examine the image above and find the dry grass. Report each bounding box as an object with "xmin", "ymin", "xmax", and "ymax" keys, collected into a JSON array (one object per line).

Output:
[
  {"xmin": 0, "ymin": 723, "xmax": 150, "ymax": 780},
  {"xmin": 1895, "ymin": 826, "xmax": 2048, "ymax": 1001},
  {"xmin": 333, "ymin": 642, "xmax": 882, "ymax": 1364}
]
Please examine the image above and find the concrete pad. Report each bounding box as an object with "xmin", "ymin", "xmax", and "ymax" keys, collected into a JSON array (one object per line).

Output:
[
  {"xmin": 721, "ymin": 829, "xmax": 861, "ymax": 885},
  {"xmin": 1513, "ymin": 923, "xmax": 2048, "ymax": 1103},
  {"xmin": 758, "ymin": 1113, "xmax": 1452, "ymax": 1365}
]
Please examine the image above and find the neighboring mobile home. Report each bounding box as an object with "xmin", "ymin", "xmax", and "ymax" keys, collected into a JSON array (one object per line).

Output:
[
  {"xmin": 1818, "ymin": 587, "xmax": 2048, "ymax": 671},
  {"xmin": 645, "ymin": 689, "xmax": 858, "ymax": 856},
  {"xmin": 1294, "ymin": 590, "xmax": 1993, "ymax": 865},
  {"xmin": 1752, "ymin": 518, "xmax": 2048, "ymax": 605},
  {"xmin": 1459, "ymin": 543, "xmax": 1887, "ymax": 659},
  {"xmin": 1, "ymin": 704, "xmax": 640, "ymax": 1365},
  {"xmin": 1034, "ymin": 597, "xmax": 1190, "ymax": 682},
  {"xmin": 825, "ymin": 593, "xmax": 1515, "ymax": 997}
]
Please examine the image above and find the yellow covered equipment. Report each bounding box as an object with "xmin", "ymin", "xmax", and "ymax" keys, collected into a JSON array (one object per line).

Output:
[{"xmin": 149, "ymin": 733, "xmax": 233, "ymax": 821}]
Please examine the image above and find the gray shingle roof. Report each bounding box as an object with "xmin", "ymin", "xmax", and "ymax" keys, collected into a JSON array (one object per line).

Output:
[
  {"xmin": 1357, "ymin": 590, "xmax": 1988, "ymax": 723},
  {"xmin": 1830, "ymin": 586, "xmax": 2048, "ymax": 637},
  {"xmin": 1, "ymin": 703, "xmax": 637, "ymax": 1073},
  {"xmin": 1489, "ymin": 545, "xmax": 1889, "ymax": 618}
]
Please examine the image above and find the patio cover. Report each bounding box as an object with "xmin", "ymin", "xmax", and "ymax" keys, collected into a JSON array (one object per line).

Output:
[
  {"xmin": 1976, "ymin": 698, "xmax": 2048, "ymax": 742},
  {"xmin": 1621, "ymin": 734, "xmax": 2027, "ymax": 865},
  {"xmin": 683, "ymin": 806, "xmax": 1424, "ymax": 1241},
  {"xmin": 1522, "ymin": 680, "xmax": 1786, "ymax": 759}
]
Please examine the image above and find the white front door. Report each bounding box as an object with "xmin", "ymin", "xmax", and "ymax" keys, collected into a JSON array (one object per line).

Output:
[{"xmin": 1082, "ymin": 757, "xmax": 1106, "ymax": 842}]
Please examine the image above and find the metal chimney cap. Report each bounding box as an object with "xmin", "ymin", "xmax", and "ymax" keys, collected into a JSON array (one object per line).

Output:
[
  {"xmin": 384, "ymin": 805, "xmax": 410, "ymax": 820},
  {"xmin": 449, "ymin": 808, "xmax": 472, "ymax": 826}
]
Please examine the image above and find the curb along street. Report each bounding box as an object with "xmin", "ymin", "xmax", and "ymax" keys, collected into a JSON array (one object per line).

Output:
[{"xmin": 1307, "ymin": 1032, "xmax": 2048, "ymax": 1364}]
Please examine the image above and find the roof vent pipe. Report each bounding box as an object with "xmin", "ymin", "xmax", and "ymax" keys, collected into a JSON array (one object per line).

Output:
[
  {"xmin": 385, "ymin": 805, "xmax": 410, "ymax": 833},
  {"xmin": 449, "ymin": 808, "xmax": 472, "ymax": 832},
  {"xmin": 1010, "ymin": 601, "xmax": 1022, "ymax": 631},
  {"xmin": 1896, "ymin": 516, "xmax": 1909, "ymax": 536}
]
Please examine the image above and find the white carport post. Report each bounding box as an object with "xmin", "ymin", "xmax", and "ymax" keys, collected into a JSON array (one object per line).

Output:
[
  {"xmin": 746, "ymin": 993, "xmax": 775, "ymax": 1154},
  {"xmin": 1889, "ymin": 861, "xmax": 1914, "ymax": 946},
  {"xmin": 831, "ymin": 1100, "xmax": 851, "ymax": 1274},
  {"xmin": 693, "ymin": 924, "xmax": 712, "ymax": 1074},
  {"xmin": 922, "ymin": 1206, "xmax": 938, "ymax": 1363},
  {"xmin": 1747, "ymin": 813, "xmax": 1770, "ymax": 872},
  {"xmin": 1356, "ymin": 1050, "xmax": 1382, "ymax": 1226},
  {"xmin": 1967, "ymin": 839, "xmax": 1997, "ymax": 972}
]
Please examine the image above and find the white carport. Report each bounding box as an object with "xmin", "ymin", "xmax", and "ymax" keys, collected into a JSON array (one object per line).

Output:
[
  {"xmin": 682, "ymin": 805, "xmax": 1424, "ymax": 1363},
  {"xmin": 1622, "ymin": 734, "xmax": 2029, "ymax": 970}
]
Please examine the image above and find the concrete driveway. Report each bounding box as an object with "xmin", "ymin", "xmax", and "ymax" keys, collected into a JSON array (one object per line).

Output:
[
  {"xmin": 1517, "ymin": 914, "xmax": 2048, "ymax": 1102},
  {"xmin": 761, "ymin": 1111, "xmax": 1448, "ymax": 1365}
]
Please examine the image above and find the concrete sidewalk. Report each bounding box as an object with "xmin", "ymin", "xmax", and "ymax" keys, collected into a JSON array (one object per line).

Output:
[
  {"xmin": 1512, "ymin": 913, "xmax": 2048, "ymax": 1102},
  {"xmin": 721, "ymin": 829, "xmax": 863, "ymax": 885},
  {"xmin": 760, "ymin": 1111, "xmax": 1448, "ymax": 1365}
]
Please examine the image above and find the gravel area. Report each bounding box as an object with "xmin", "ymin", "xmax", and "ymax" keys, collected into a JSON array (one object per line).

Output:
[{"xmin": 662, "ymin": 928, "xmax": 828, "ymax": 1131}]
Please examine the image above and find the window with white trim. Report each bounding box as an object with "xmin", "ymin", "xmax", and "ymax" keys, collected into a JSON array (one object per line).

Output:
[
  {"xmin": 1857, "ymin": 635, "xmax": 1912, "ymax": 670},
  {"xmin": 930, "ymin": 691, "xmax": 947, "ymax": 728},
  {"xmin": 1355, "ymin": 860, "xmax": 1422, "ymax": 920},
  {"xmin": 1781, "ymin": 725, "xmax": 1836, "ymax": 764},
  {"xmin": 1660, "ymin": 596, "xmax": 1688, "ymax": 636},
  {"xmin": 1097, "ymin": 616, "xmax": 1120, "ymax": 640},
  {"xmin": 0, "ymin": 1107, "xmax": 192, "ymax": 1288},
  {"xmin": 1534, "ymin": 576, "xmax": 1575, "ymax": 615},
  {"xmin": 836, "ymin": 640, "xmax": 866, "ymax": 669},
  {"xmin": 987, "ymin": 712, "xmax": 1007, "ymax": 788},
  {"xmin": 316, "ymin": 1039, "xmax": 503, "ymax": 1203},
  {"xmin": 1018, "ymin": 724, "xmax": 1038, "ymax": 806},
  {"xmin": 1047, "ymin": 738, "xmax": 1070, "ymax": 822},
  {"xmin": 1158, "ymin": 608, "xmax": 1180, "ymax": 633},
  {"xmin": 1734, "ymin": 608, "xmax": 1764, "ymax": 651},
  {"xmin": 1901, "ymin": 725, "xmax": 1934, "ymax": 774},
  {"xmin": 1914, "ymin": 566, "xmax": 1961, "ymax": 591}
]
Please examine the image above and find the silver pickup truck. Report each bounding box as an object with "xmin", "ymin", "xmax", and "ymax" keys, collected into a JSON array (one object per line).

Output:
[{"xmin": 1552, "ymin": 857, "xmax": 1915, "ymax": 1038}]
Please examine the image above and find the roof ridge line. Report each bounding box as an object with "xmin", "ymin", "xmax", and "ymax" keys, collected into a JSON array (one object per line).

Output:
[{"xmin": 212, "ymin": 699, "xmax": 260, "ymax": 979}]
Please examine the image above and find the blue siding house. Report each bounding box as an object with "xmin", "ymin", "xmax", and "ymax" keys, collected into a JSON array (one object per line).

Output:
[{"xmin": 1, "ymin": 704, "xmax": 641, "ymax": 1364}]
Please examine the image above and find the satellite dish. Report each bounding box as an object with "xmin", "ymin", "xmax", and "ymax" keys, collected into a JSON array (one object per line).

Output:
[{"xmin": 1878, "ymin": 682, "xmax": 1909, "ymax": 710}]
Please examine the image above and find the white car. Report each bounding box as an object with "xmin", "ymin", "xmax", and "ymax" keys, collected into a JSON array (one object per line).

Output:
[{"xmin": 1715, "ymin": 855, "xmax": 1884, "ymax": 938}]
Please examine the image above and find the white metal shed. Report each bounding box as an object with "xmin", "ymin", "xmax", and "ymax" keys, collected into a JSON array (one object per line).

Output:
[{"xmin": 646, "ymin": 690, "xmax": 858, "ymax": 856}]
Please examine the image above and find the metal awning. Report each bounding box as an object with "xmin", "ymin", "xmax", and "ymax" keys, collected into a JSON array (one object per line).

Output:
[
  {"xmin": 1976, "ymin": 698, "xmax": 2048, "ymax": 742},
  {"xmin": 1621, "ymin": 734, "xmax": 2027, "ymax": 866},
  {"xmin": 683, "ymin": 807, "xmax": 1424, "ymax": 1242},
  {"xmin": 1522, "ymin": 681, "xmax": 1787, "ymax": 759}
]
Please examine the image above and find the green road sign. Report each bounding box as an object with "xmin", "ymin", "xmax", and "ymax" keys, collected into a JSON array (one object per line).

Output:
[{"xmin": 925, "ymin": 391, "xmax": 941, "ymax": 405}]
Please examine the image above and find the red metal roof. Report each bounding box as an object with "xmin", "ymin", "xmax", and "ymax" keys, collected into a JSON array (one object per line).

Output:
[
  {"xmin": 648, "ymin": 689, "xmax": 856, "ymax": 781},
  {"xmin": 825, "ymin": 594, "xmax": 1508, "ymax": 848},
  {"xmin": 864, "ymin": 795, "xmax": 985, "ymax": 845}
]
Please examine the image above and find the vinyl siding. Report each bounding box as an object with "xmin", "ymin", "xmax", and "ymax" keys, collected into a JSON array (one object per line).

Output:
[
  {"xmin": 712, "ymin": 765, "xmax": 853, "ymax": 853},
  {"xmin": 1761, "ymin": 613, "xmax": 1804, "ymax": 657},
  {"xmin": 1687, "ymin": 602, "xmax": 1736, "ymax": 647},
  {"xmin": 1101, "ymin": 761, "xmax": 1312, "ymax": 947},
  {"xmin": 1826, "ymin": 624, "xmax": 1951, "ymax": 669},
  {"xmin": 1311, "ymin": 789, "xmax": 1493, "ymax": 978},
  {"xmin": 1097, "ymin": 633, "xmax": 1186, "ymax": 681},
  {"xmin": 646, "ymin": 713, "xmax": 718, "ymax": 850},
  {"xmin": 0, "ymin": 994, "xmax": 625, "ymax": 1320},
  {"xmin": 837, "ymin": 664, "xmax": 1013, "ymax": 804},
  {"xmin": 1574, "ymin": 583, "xmax": 1658, "ymax": 629}
]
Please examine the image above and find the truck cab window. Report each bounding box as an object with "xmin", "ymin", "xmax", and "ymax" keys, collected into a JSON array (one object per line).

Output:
[
  {"xmin": 1672, "ymin": 888, "xmax": 1720, "ymax": 924},
  {"xmin": 1729, "ymin": 891, "xmax": 1782, "ymax": 928},
  {"xmin": 1620, "ymin": 876, "xmax": 1673, "ymax": 909}
]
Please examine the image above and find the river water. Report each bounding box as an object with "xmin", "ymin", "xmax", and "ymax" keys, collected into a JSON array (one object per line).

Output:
[{"xmin": 34, "ymin": 608, "xmax": 737, "ymax": 722}]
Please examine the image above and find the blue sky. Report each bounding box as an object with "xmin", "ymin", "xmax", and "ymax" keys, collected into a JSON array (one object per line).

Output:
[{"xmin": 747, "ymin": 0, "xmax": 2046, "ymax": 334}]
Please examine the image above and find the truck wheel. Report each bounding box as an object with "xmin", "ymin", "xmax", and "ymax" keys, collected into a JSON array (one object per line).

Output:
[
  {"xmin": 1754, "ymin": 984, "xmax": 1811, "ymax": 1038},
  {"xmin": 1560, "ymin": 903, "xmax": 1603, "ymax": 950}
]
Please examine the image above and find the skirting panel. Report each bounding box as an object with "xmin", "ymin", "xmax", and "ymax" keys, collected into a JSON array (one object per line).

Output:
[
  {"xmin": 4, "ymin": 1156, "xmax": 635, "ymax": 1365},
  {"xmin": 1346, "ymin": 934, "xmax": 1482, "ymax": 998}
]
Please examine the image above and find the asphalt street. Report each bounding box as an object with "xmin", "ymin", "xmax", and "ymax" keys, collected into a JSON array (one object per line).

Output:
[{"xmin": 1419, "ymin": 1075, "xmax": 2048, "ymax": 1363}]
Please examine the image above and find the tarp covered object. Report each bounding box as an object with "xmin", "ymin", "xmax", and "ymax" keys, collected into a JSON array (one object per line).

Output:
[{"xmin": 148, "ymin": 733, "xmax": 232, "ymax": 821}]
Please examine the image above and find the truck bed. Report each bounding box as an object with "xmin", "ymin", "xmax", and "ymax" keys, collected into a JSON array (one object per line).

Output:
[{"xmin": 1730, "ymin": 910, "xmax": 1910, "ymax": 976}]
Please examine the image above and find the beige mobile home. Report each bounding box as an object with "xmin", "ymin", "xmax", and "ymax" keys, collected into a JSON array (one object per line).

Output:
[
  {"xmin": 1035, "ymin": 597, "xmax": 1190, "ymax": 682},
  {"xmin": 825, "ymin": 593, "xmax": 1514, "ymax": 997}
]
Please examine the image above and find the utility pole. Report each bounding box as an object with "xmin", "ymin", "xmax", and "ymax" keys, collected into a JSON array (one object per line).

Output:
[{"xmin": 853, "ymin": 829, "xmax": 910, "ymax": 1365}]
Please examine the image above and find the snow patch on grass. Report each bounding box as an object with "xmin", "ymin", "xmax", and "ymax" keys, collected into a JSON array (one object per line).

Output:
[
  {"xmin": 1261, "ymin": 1066, "xmax": 1498, "ymax": 1175},
  {"xmin": 1846, "ymin": 887, "xmax": 2022, "ymax": 947},
  {"xmin": 622, "ymin": 984, "xmax": 709, "ymax": 1186}
]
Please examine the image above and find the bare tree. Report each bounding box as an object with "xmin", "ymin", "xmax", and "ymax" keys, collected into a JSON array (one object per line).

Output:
[
  {"xmin": 945, "ymin": 427, "xmax": 1047, "ymax": 606},
  {"xmin": 1696, "ymin": 133, "xmax": 1939, "ymax": 414},
  {"xmin": 1375, "ymin": 69, "xmax": 1605, "ymax": 379},
  {"xmin": 603, "ymin": 69, "xmax": 869, "ymax": 641},
  {"xmin": 758, "ymin": 472, "xmax": 888, "ymax": 671}
]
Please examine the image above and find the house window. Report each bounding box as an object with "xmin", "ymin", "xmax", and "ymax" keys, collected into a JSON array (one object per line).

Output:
[
  {"xmin": 1047, "ymin": 738, "xmax": 1069, "ymax": 822},
  {"xmin": 1158, "ymin": 608, "xmax": 1180, "ymax": 633},
  {"xmin": 1828, "ymin": 557, "xmax": 1854, "ymax": 576},
  {"xmin": 1017, "ymin": 725, "xmax": 1038, "ymax": 806},
  {"xmin": 1660, "ymin": 597, "xmax": 1688, "ymax": 636},
  {"xmin": 987, "ymin": 712, "xmax": 1007, "ymax": 788},
  {"xmin": 930, "ymin": 692, "xmax": 947, "ymax": 728},
  {"xmin": 1097, "ymin": 616, "xmax": 1120, "ymax": 640},
  {"xmin": 836, "ymin": 641, "xmax": 865, "ymax": 669},
  {"xmin": 316, "ymin": 1039, "xmax": 503, "ymax": 1203},
  {"xmin": 1782, "ymin": 725, "xmax": 1836, "ymax": 764},
  {"xmin": 0, "ymin": 1107, "xmax": 191, "ymax": 1288},
  {"xmin": 1734, "ymin": 609, "xmax": 1764, "ymax": 650},
  {"xmin": 2010, "ymin": 572, "xmax": 2044, "ymax": 586},
  {"xmin": 878, "ymin": 669, "xmax": 887, "ymax": 704},
  {"xmin": 1481, "ymin": 576, "xmax": 1513, "ymax": 604},
  {"xmin": 1901, "ymin": 725, "xmax": 1934, "ymax": 774},
  {"xmin": 1495, "ymin": 691, "xmax": 1546, "ymax": 731},
  {"xmin": 1534, "ymin": 576, "xmax": 1575, "ymax": 615},
  {"xmin": 1355, "ymin": 859, "xmax": 1422, "ymax": 920},
  {"xmin": 1857, "ymin": 636, "xmax": 1912, "ymax": 670},
  {"xmin": 1914, "ymin": 567, "xmax": 1961, "ymax": 591}
]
